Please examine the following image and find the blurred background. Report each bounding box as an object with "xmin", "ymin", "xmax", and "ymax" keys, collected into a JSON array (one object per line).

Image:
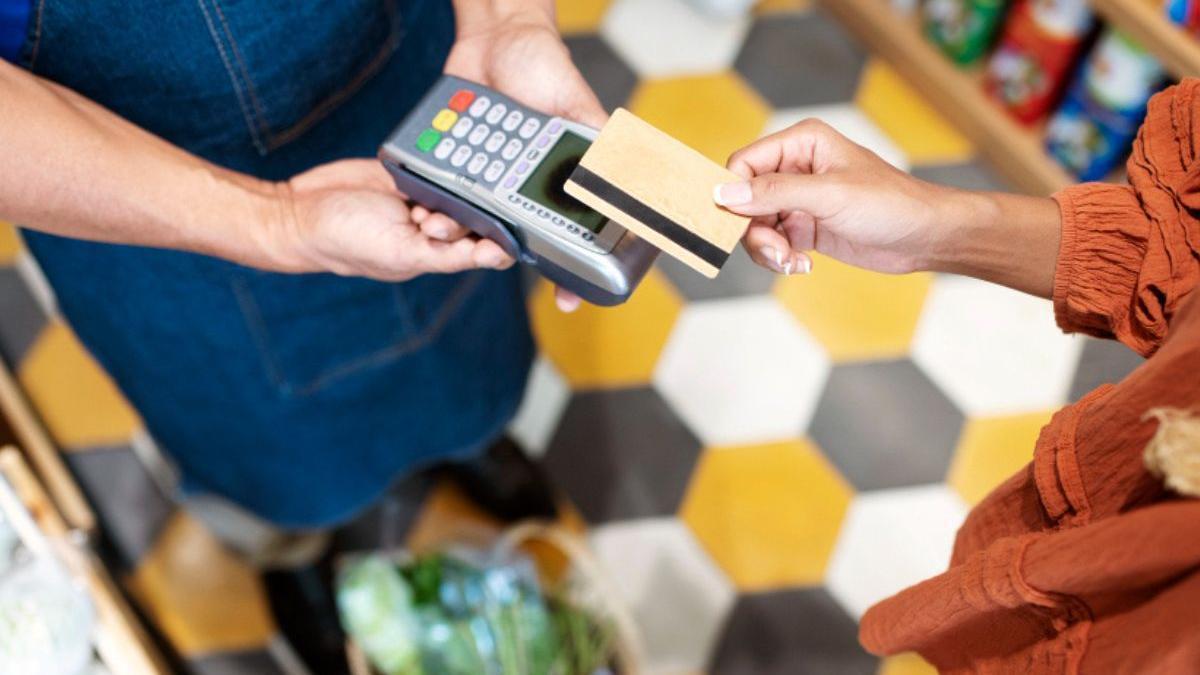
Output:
[{"xmin": 0, "ymin": 0, "xmax": 1177, "ymax": 673}]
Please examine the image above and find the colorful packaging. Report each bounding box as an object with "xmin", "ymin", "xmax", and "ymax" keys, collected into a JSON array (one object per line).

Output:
[
  {"xmin": 985, "ymin": 0, "xmax": 1094, "ymax": 124},
  {"xmin": 1045, "ymin": 29, "xmax": 1164, "ymax": 181},
  {"xmin": 924, "ymin": 0, "xmax": 1010, "ymax": 65},
  {"xmin": 1166, "ymin": 0, "xmax": 1200, "ymax": 36}
]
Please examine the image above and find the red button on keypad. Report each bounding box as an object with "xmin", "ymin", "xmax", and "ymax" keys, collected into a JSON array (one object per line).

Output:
[{"xmin": 448, "ymin": 89, "xmax": 475, "ymax": 113}]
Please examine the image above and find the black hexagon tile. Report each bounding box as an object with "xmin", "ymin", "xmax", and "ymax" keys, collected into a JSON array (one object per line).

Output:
[
  {"xmin": 543, "ymin": 386, "xmax": 702, "ymax": 523},
  {"xmin": 1069, "ymin": 337, "xmax": 1145, "ymax": 401},
  {"xmin": 566, "ymin": 33, "xmax": 639, "ymax": 113},
  {"xmin": 65, "ymin": 444, "xmax": 175, "ymax": 572},
  {"xmin": 911, "ymin": 160, "xmax": 1015, "ymax": 192},
  {"xmin": 809, "ymin": 358, "xmax": 964, "ymax": 492},
  {"xmin": 189, "ymin": 648, "xmax": 287, "ymax": 675},
  {"xmin": 710, "ymin": 587, "xmax": 878, "ymax": 675},
  {"xmin": 0, "ymin": 265, "xmax": 48, "ymax": 365},
  {"xmin": 734, "ymin": 10, "xmax": 868, "ymax": 109}
]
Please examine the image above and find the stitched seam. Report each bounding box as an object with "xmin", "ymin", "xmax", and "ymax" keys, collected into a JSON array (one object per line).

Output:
[
  {"xmin": 231, "ymin": 278, "xmax": 289, "ymax": 392},
  {"xmin": 296, "ymin": 271, "xmax": 484, "ymax": 396},
  {"xmin": 195, "ymin": 0, "xmax": 268, "ymax": 154},
  {"xmin": 26, "ymin": 0, "xmax": 46, "ymax": 69},
  {"xmin": 264, "ymin": 0, "xmax": 403, "ymax": 151},
  {"xmin": 209, "ymin": 0, "xmax": 272, "ymax": 146}
]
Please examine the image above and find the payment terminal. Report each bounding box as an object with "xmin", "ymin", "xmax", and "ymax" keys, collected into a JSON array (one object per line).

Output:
[{"xmin": 380, "ymin": 75, "xmax": 658, "ymax": 306}]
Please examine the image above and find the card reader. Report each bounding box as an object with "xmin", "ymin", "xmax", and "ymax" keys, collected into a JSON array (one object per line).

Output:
[{"xmin": 379, "ymin": 75, "xmax": 659, "ymax": 306}]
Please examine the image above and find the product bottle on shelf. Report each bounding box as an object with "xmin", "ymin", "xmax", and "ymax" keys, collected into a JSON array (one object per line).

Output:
[
  {"xmin": 984, "ymin": 0, "xmax": 1094, "ymax": 124},
  {"xmin": 924, "ymin": 0, "xmax": 1010, "ymax": 64},
  {"xmin": 1166, "ymin": 0, "xmax": 1200, "ymax": 36},
  {"xmin": 1045, "ymin": 29, "xmax": 1165, "ymax": 181}
]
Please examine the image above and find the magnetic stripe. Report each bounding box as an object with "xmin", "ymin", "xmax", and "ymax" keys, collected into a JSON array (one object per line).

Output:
[{"xmin": 569, "ymin": 165, "xmax": 728, "ymax": 270}]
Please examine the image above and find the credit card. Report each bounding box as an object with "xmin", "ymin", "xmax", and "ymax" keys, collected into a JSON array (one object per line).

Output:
[{"xmin": 565, "ymin": 108, "xmax": 750, "ymax": 278}]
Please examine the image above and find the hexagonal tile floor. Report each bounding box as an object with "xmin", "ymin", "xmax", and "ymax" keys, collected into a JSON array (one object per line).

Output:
[{"xmin": 0, "ymin": 3, "xmax": 1149, "ymax": 674}]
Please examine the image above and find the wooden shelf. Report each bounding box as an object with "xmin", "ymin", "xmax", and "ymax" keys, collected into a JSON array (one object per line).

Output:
[
  {"xmin": 0, "ymin": 447, "xmax": 169, "ymax": 675},
  {"xmin": 0, "ymin": 357, "xmax": 95, "ymax": 534},
  {"xmin": 1091, "ymin": 0, "xmax": 1200, "ymax": 79},
  {"xmin": 816, "ymin": 0, "xmax": 1074, "ymax": 196}
]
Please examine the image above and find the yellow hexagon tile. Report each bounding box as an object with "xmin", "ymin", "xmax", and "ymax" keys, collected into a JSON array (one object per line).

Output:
[
  {"xmin": 756, "ymin": 0, "xmax": 812, "ymax": 14},
  {"xmin": 0, "ymin": 221, "xmax": 20, "ymax": 265},
  {"xmin": 681, "ymin": 439, "xmax": 853, "ymax": 591},
  {"xmin": 555, "ymin": 0, "xmax": 612, "ymax": 34},
  {"xmin": 855, "ymin": 60, "xmax": 973, "ymax": 166},
  {"xmin": 947, "ymin": 410, "xmax": 1053, "ymax": 505},
  {"xmin": 880, "ymin": 652, "xmax": 938, "ymax": 675},
  {"xmin": 405, "ymin": 480, "xmax": 500, "ymax": 554},
  {"xmin": 529, "ymin": 268, "xmax": 682, "ymax": 389},
  {"xmin": 628, "ymin": 72, "xmax": 770, "ymax": 165},
  {"xmin": 774, "ymin": 254, "xmax": 932, "ymax": 363},
  {"xmin": 18, "ymin": 322, "xmax": 141, "ymax": 449},
  {"xmin": 126, "ymin": 512, "xmax": 276, "ymax": 655}
]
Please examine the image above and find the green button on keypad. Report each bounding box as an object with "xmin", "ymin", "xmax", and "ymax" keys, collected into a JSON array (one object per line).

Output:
[{"xmin": 415, "ymin": 129, "xmax": 441, "ymax": 152}]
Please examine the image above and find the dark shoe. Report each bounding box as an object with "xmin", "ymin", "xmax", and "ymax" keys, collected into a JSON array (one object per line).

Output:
[
  {"xmin": 443, "ymin": 437, "xmax": 559, "ymax": 522},
  {"xmin": 261, "ymin": 552, "xmax": 350, "ymax": 675}
]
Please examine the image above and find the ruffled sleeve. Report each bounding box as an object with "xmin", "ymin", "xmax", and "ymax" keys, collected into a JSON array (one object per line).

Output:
[{"xmin": 1052, "ymin": 79, "xmax": 1200, "ymax": 356}]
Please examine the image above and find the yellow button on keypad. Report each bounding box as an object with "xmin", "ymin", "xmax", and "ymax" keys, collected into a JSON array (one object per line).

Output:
[{"xmin": 432, "ymin": 109, "xmax": 458, "ymax": 132}]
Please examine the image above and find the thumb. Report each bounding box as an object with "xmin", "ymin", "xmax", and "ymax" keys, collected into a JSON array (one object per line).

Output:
[{"xmin": 713, "ymin": 173, "xmax": 824, "ymax": 218}]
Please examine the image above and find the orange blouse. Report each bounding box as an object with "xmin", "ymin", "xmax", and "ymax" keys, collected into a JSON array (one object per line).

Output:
[{"xmin": 859, "ymin": 80, "xmax": 1200, "ymax": 673}]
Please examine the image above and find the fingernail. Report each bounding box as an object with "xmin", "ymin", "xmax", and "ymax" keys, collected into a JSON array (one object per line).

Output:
[
  {"xmin": 430, "ymin": 224, "xmax": 449, "ymax": 239},
  {"xmin": 799, "ymin": 255, "xmax": 812, "ymax": 274},
  {"xmin": 760, "ymin": 246, "xmax": 783, "ymax": 273},
  {"xmin": 714, "ymin": 182, "xmax": 752, "ymax": 207},
  {"xmin": 480, "ymin": 249, "xmax": 506, "ymax": 268}
]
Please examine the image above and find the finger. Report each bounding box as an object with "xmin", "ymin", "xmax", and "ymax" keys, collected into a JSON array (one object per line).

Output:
[
  {"xmin": 743, "ymin": 224, "xmax": 811, "ymax": 275},
  {"xmin": 419, "ymin": 212, "xmax": 472, "ymax": 242},
  {"xmin": 726, "ymin": 119, "xmax": 829, "ymax": 179},
  {"xmin": 778, "ymin": 210, "xmax": 817, "ymax": 252},
  {"xmin": 410, "ymin": 205, "xmax": 431, "ymax": 223},
  {"xmin": 714, "ymin": 172, "xmax": 829, "ymax": 219},
  {"xmin": 470, "ymin": 238, "xmax": 515, "ymax": 270},
  {"xmin": 555, "ymin": 287, "xmax": 582, "ymax": 313}
]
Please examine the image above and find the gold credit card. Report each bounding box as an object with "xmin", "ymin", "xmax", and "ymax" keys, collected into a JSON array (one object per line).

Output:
[{"xmin": 565, "ymin": 108, "xmax": 750, "ymax": 278}]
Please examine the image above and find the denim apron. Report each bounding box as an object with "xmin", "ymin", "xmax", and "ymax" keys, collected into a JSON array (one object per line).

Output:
[{"xmin": 11, "ymin": 0, "xmax": 534, "ymax": 527}]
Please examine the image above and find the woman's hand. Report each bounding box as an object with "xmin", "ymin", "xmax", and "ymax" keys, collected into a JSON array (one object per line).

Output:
[
  {"xmin": 264, "ymin": 159, "xmax": 513, "ymax": 281},
  {"xmin": 714, "ymin": 120, "xmax": 1061, "ymax": 297}
]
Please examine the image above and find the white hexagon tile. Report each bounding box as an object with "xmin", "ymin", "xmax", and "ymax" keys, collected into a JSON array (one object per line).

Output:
[
  {"xmin": 507, "ymin": 356, "xmax": 571, "ymax": 458},
  {"xmin": 600, "ymin": 0, "xmax": 751, "ymax": 78},
  {"xmin": 654, "ymin": 296, "xmax": 830, "ymax": 446},
  {"xmin": 590, "ymin": 517, "xmax": 736, "ymax": 673},
  {"xmin": 825, "ymin": 484, "xmax": 968, "ymax": 619},
  {"xmin": 765, "ymin": 104, "xmax": 909, "ymax": 171},
  {"xmin": 912, "ymin": 275, "xmax": 1084, "ymax": 416}
]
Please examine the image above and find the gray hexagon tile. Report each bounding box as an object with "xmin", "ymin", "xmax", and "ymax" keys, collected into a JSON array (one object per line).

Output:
[
  {"xmin": 543, "ymin": 387, "xmax": 702, "ymax": 523},
  {"xmin": 656, "ymin": 246, "xmax": 776, "ymax": 302},
  {"xmin": 826, "ymin": 485, "xmax": 967, "ymax": 619},
  {"xmin": 809, "ymin": 358, "xmax": 963, "ymax": 492},
  {"xmin": 655, "ymin": 297, "xmax": 829, "ymax": 446},
  {"xmin": 64, "ymin": 444, "xmax": 176, "ymax": 571},
  {"xmin": 590, "ymin": 517, "xmax": 735, "ymax": 673},
  {"xmin": 710, "ymin": 587, "xmax": 877, "ymax": 675},
  {"xmin": 0, "ymin": 265, "xmax": 48, "ymax": 364},
  {"xmin": 911, "ymin": 159, "xmax": 1015, "ymax": 192},
  {"xmin": 566, "ymin": 33, "xmax": 639, "ymax": 112},
  {"xmin": 1069, "ymin": 337, "xmax": 1145, "ymax": 401},
  {"xmin": 600, "ymin": 0, "xmax": 751, "ymax": 78},
  {"xmin": 188, "ymin": 647, "xmax": 287, "ymax": 675},
  {"xmin": 507, "ymin": 357, "xmax": 570, "ymax": 458},
  {"xmin": 734, "ymin": 10, "xmax": 868, "ymax": 109}
]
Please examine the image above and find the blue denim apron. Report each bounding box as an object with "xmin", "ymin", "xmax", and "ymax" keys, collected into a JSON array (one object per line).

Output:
[{"xmin": 11, "ymin": 0, "xmax": 534, "ymax": 527}]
